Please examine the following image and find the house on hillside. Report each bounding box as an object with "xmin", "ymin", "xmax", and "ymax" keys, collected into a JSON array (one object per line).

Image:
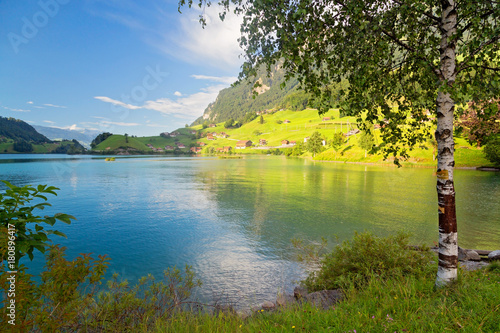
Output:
[
  {"xmin": 223, "ymin": 146, "xmax": 232, "ymax": 153},
  {"xmin": 165, "ymin": 145, "xmax": 174, "ymax": 150},
  {"xmin": 177, "ymin": 144, "xmax": 186, "ymax": 149},
  {"xmin": 207, "ymin": 135, "xmax": 215, "ymax": 140},
  {"xmin": 189, "ymin": 130, "xmax": 197, "ymax": 135},
  {"xmin": 209, "ymin": 124, "xmax": 217, "ymax": 128},
  {"xmin": 323, "ymin": 117, "xmax": 331, "ymax": 121},
  {"xmin": 235, "ymin": 140, "xmax": 252, "ymax": 149},
  {"xmin": 290, "ymin": 140, "xmax": 296, "ymax": 145},
  {"xmin": 284, "ymin": 119, "xmax": 290, "ymax": 123},
  {"xmin": 259, "ymin": 139, "xmax": 267, "ymax": 146},
  {"xmin": 281, "ymin": 140, "xmax": 289, "ymax": 145}
]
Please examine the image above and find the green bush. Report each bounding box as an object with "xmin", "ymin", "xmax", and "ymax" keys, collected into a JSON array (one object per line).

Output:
[
  {"xmin": 483, "ymin": 135, "xmax": 500, "ymax": 165},
  {"xmin": 302, "ymin": 232, "xmax": 434, "ymax": 291}
]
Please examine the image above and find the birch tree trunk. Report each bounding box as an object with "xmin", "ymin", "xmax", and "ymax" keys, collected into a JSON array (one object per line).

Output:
[{"xmin": 435, "ymin": 0, "xmax": 458, "ymax": 288}]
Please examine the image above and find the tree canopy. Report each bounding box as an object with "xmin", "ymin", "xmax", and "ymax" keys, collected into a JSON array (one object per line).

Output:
[{"xmin": 180, "ymin": 0, "xmax": 500, "ymax": 287}]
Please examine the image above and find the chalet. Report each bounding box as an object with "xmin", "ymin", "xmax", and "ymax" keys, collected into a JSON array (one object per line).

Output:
[
  {"xmin": 177, "ymin": 144, "xmax": 186, "ymax": 149},
  {"xmin": 235, "ymin": 140, "xmax": 252, "ymax": 149},
  {"xmin": 323, "ymin": 117, "xmax": 331, "ymax": 121},
  {"xmin": 196, "ymin": 147, "xmax": 202, "ymax": 153},
  {"xmin": 290, "ymin": 141, "xmax": 296, "ymax": 145},
  {"xmin": 216, "ymin": 147, "xmax": 224, "ymax": 152},
  {"xmin": 147, "ymin": 144, "xmax": 153, "ymax": 148},
  {"xmin": 199, "ymin": 142, "xmax": 206, "ymax": 146},
  {"xmin": 281, "ymin": 140, "xmax": 289, "ymax": 145},
  {"xmin": 284, "ymin": 119, "xmax": 290, "ymax": 123},
  {"xmin": 209, "ymin": 124, "xmax": 217, "ymax": 128},
  {"xmin": 207, "ymin": 135, "xmax": 215, "ymax": 140},
  {"xmin": 259, "ymin": 139, "xmax": 267, "ymax": 145},
  {"xmin": 223, "ymin": 146, "xmax": 232, "ymax": 153},
  {"xmin": 165, "ymin": 145, "xmax": 174, "ymax": 150},
  {"xmin": 190, "ymin": 147, "xmax": 197, "ymax": 152},
  {"xmin": 169, "ymin": 132, "xmax": 178, "ymax": 137},
  {"xmin": 189, "ymin": 130, "xmax": 197, "ymax": 135}
]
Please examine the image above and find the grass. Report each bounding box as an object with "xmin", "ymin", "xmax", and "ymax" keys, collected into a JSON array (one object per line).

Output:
[{"xmin": 151, "ymin": 265, "xmax": 500, "ymax": 332}]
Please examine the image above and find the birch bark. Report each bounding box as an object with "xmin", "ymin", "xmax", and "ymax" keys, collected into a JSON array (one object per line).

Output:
[{"xmin": 435, "ymin": 0, "xmax": 458, "ymax": 287}]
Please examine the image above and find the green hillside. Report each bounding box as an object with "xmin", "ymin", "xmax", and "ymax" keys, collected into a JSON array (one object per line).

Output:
[
  {"xmin": 91, "ymin": 108, "xmax": 490, "ymax": 168},
  {"xmin": 94, "ymin": 135, "xmax": 150, "ymax": 152},
  {"xmin": 192, "ymin": 64, "xmax": 309, "ymax": 125},
  {"xmin": 0, "ymin": 116, "xmax": 51, "ymax": 144}
]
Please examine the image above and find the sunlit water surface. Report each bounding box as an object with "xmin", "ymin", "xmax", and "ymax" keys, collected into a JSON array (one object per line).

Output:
[{"xmin": 1, "ymin": 154, "xmax": 499, "ymax": 307}]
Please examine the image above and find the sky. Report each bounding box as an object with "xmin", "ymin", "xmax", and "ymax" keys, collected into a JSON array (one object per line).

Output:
[{"xmin": 0, "ymin": 0, "xmax": 244, "ymax": 136}]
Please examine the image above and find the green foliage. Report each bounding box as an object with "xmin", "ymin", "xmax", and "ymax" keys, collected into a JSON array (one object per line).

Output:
[
  {"xmin": 13, "ymin": 140, "xmax": 33, "ymax": 153},
  {"xmin": 302, "ymin": 232, "xmax": 434, "ymax": 291},
  {"xmin": 329, "ymin": 132, "xmax": 345, "ymax": 151},
  {"xmin": 483, "ymin": 135, "xmax": 500, "ymax": 166},
  {"xmin": 91, "ymin": 132, "xmax": 113, "ymax": 148},
  {"xmin": 191, "ymin": 65, "xmax": 305, "ymax": 126},
  {"xmin": 0, "ymin": 181, "xmax": 75, "ymax": 262},
  {"xmin": 285, "ymin": 142, "xmax": 304, "ymax": 156},
  {"xmin": 306, "ymin": 131, "xmax": 324, "ymax": 156},
  {"xmin": 224, "ymin": 118, "xmax": 235, "ymax": 129},
  {"xmin": 0, "ymin": 244, "xmax": 202, "ymax": 332},
  {"xmin": 0, "ymin": 116, "xmax": 51, "ymax": 144},
  {"xmin": 259, "ymin": 115, "xmax": 264, "ymax": 124},
  {"xmin": 357, "ymin": 128, "xmax": 376, "ymax": 153}
]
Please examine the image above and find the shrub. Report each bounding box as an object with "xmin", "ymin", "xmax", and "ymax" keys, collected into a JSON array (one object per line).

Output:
[
  {"xmin": 483, "ymin": 135, "xmax": 500, "ymax": 165},
  {"xmin": 302, "ymin": 232, "xmax": 434, "ymax": 291}
]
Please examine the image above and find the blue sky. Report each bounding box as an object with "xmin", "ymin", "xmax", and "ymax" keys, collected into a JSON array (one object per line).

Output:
[{"xmin": 0, "ymin": 0, "xmax": 243, "ymax": 136}]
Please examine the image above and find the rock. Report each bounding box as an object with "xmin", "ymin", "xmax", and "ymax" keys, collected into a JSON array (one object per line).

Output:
[
  {"xmin": 293, "ymin": 286, "xmax": 308, "ymax": 299},
  {"xmin": 460, "ymin": 261, "xmax": 489, "ymax": 271},
  {"xmin": 488, "ymin": 250, "xmax": 500, "ymax": 261},
  {"xmin": 467, "ymin": 250, "xmax": 481, "ymax": 261},
  {"xmin": 276, "ymin": 293, "xmax": 296, "ymax": 307},
  {"xmin": 304, "ymin": 289, "xmax": 344, "ymax": 310},
  {"xmin": 237, "ymin": 309, "xmax": 252, "ymax": 320},
  {"xmin": 458, "ymin": 247, "xmax": 468, "ymax": 261},
  {"xmin": 459, "ymin": 247, "xmax": 482, "ymax": 261},
  {"xmin": 261, "ymin": 301, "xmax": 275, "ymax": 310}
]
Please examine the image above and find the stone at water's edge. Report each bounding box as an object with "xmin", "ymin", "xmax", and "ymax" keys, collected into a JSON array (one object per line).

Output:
[
  {"xmin": 305, "ymin": 290, "xmax": 344, "ymax": 310},
  {"xmin": 488, "ymin": 250, "xmax": 500, "ymax": 261}
]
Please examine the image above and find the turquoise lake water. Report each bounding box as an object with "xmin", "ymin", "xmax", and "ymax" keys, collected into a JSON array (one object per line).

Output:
[{"xmin": 1, "ymin": 154, "xmax": 499, "ymax": 306}]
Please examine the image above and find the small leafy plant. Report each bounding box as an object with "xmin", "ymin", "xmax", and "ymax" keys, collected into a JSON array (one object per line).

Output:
[
  {"xmin": 1, "ymin": 180, "xmax": 75, "ymax": 263},
  {"xmin": 302, "ymin": 232, "xmax": 434, "ymax": 291}
]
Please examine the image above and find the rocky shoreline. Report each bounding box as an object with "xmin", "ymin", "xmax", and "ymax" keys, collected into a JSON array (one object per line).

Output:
[{"xmin": 234, "ymin": 247, "xmax": 500, "ymax": 318}]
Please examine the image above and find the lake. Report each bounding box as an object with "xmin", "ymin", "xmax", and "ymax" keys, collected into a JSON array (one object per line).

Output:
[{"xmin": 1, "ymin": 154, "xmax": 499, "ymax": 307}]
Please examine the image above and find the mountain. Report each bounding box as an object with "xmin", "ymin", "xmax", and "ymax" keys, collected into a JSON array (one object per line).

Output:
[
  {"xmin": 0, "ymin": 117, "xmax": 51, "ymax": 143},
  {"xmin": 192, "ymin": 63, "xmax": 310, "ymax": 125},
  {"xmin": 33, "ymin": 125, "xmax": 101, "ymax": 148}
]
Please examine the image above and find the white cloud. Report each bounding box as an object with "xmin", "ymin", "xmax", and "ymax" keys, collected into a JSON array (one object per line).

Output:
[
  {"xmin": 160, "ymin": 6, "xmax": 243, "ymax": 70},
  {"xmin": 191, "ymin": 75, "xmax": 237, "ymax": 85},
  {"xmin": 43, "ymin": 103, "xmax": 67, "ymax": 108},
  {"xmin": 95, "ymin": 81, "xmax": 227, "ymax": 118},
  {"xmin": 2, "ymin": 105, "xmax": 30, "ymax": 112},
  {"xmin": 43, "ymin": 120, "xmax": 56, "ymax": 124},
  {"xmin": 94, "ymin": 96, "xmax": 142, "ymax": 110},
  {"xmin": 174, "ymin": 91, "xmax": 182, "ymax": 97},
  {"xmin": 27, "ymin": 101, "xmax": 33, "ymax": 104}
]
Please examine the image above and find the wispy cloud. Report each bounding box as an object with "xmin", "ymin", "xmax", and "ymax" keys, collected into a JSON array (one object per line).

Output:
[
  {"xmin": 162, "ymin": 6, "xmax": 243, "ymax": 70},
  {"xmin": 2, "ymin": 105, "xmax": 30, "ymax": 112},
  {"xmin": 43, "ymin": 103, "xmax": 67, "ymax": 108},
  {"xmin": 94, "ymin": 96, "xmax": 142, "ymax": 110},
  {"xmin": 174, "ymin": 91, "xmax": 182, "ymax": 97},
  {"xmin": 192, "ymin": 75, "xmax": 237, "ymax": 85},
  {"xmin": 95, "ymin": 77, "xmax": 229, "ymax": 118},
  {"xmin": 43, "ymin": 120, "xmax": 56, "ymax": 124}
]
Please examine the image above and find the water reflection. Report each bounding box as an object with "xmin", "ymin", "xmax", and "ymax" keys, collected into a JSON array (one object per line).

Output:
[{"xmin": 1, "ymin": 155, "xmax": 499, "ymax": 307}]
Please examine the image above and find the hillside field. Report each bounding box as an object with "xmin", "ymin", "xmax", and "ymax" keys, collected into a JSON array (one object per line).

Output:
[{"xmin": 92, "ymin": 108, "xmax": 492, "ymax": 168}]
